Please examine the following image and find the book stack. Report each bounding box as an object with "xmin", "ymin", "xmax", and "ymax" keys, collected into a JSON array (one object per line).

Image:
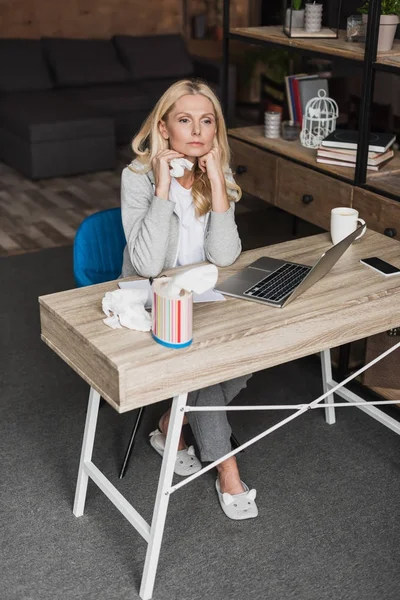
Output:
[
  {"xmin": 285, "ymin": 74, "xmax": 329, "ymax": 124},
  {"xmin": 317, "ymin": 129, "xmax": 396, "ymax": 172}
]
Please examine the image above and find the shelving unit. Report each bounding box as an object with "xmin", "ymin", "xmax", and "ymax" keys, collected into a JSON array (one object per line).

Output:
[
  {"xmin": 222, "ymin": 3, "xmax": 400, "ymax": 204},
  {"xmin": 222, "ymin": 0, "xmax": 400, "ymax": 400}
]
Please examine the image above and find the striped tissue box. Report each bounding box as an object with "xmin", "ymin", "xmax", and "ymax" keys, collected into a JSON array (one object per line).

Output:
[{"xmin": 151, "ymin": 278, "xmax": 193, "ymax": 348}]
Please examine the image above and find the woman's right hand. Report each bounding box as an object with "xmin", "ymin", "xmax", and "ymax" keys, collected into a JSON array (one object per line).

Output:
[{"xmin": 152, "ymin": 150, "xmax": 184, "ymax": 200}]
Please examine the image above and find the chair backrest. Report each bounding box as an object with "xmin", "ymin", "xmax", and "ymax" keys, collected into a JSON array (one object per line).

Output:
[{"xmin": 73, "ymin": 208, "xmax": 126, "ymax": 287}]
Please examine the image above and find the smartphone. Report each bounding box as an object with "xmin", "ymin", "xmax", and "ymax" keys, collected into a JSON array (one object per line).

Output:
[{"xmin": 360, "ymin": 256, "xmax": 400, "ymax": 277}]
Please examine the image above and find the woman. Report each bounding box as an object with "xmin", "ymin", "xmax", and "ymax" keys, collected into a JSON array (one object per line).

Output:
[{"xmin": 121, "ymin": 79, "xmax": 257, "ymax": 520}]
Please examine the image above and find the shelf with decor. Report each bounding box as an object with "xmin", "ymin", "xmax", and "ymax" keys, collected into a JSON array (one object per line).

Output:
[
  {"xmin": 230, "ymin": 25, "xmax": 400, "ymax": 62},
  {"xmin": 222, "ymin": 1, "xmax": 400, "ymax": 204},
  {"xmin": 229, "ymin": 124, "xmax": 400, "ymax": 183}
]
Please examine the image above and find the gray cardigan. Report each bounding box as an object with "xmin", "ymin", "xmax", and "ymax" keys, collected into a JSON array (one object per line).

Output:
[{"xmin": 120, "ymin": 159, "xmax": 242, "ymax": 278}]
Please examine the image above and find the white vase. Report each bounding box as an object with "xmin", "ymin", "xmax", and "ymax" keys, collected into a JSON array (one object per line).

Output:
[
  {"xmin": 362, "ymin": 14, "xmax": 400, "ymax": 52},
  {"xmin": 304, "ymin": 3, "xmax": 323, "ymax": 33},
  {"xmin": 285, "ymin": 8, "xmax": 305, "ymax": 29}
]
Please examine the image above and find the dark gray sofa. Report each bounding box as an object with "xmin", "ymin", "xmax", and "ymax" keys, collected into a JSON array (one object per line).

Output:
[{"xmin": 0, "ymin": 36, "xmax": 236, "ymax": 179}]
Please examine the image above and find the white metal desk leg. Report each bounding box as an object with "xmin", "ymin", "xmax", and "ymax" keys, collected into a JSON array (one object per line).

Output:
[
  {"xmin": 73, "ymin": 387, "xmax": 101, "ymax": 517},
  {"xmin": 140, "ymin": 392, "xmax": 187, "ymax": 600},
  {"xmin": 320, "ymin": 350, "xmax": 336, "ymax": 425}
]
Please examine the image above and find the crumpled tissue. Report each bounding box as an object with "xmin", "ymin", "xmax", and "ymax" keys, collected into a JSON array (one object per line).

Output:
[
  {"xmin": 163, "ymin": 264, "xmax": 218, "ymax": 298},
  {"xmin": 102, "ymin": 288, "xmax": 152, "ymax": 331},
  {"xmin": 102, "ymin": 264, "xmax": 219, "ymax": 333},
  {"xmin": 169, "ymin": 157, "xmax": 193, "ymax": 178}
]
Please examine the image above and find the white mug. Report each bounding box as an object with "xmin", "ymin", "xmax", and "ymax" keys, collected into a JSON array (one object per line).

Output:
[{"xmin": 330, "ymin": 207, "xmax": 366, "ymax": 245}]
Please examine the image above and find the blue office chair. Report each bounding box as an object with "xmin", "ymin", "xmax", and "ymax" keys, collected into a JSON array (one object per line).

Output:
[
  {"xmin": 73, "ymin": 207, "xmax": 146, "ymax": 479},
  {"xmin": 74, "ymin": 207, "xmax": 126, "ymax": 287}
]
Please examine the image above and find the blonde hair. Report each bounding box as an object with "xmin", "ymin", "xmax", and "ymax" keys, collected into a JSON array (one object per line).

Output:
[{"xmin": 130, "ymin": 78, "xmax": 241, "ymax": 217}]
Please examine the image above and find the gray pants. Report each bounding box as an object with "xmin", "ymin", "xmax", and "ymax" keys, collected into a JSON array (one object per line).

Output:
[{"xmin": 186, "ymin": 374, "xmax": 252, "ymax": 462}]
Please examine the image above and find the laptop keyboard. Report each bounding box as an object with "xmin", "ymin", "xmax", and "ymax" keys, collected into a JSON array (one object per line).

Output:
[{"xmin": 244, "ymin": 263, "xmax": 311, "ymax": 303}]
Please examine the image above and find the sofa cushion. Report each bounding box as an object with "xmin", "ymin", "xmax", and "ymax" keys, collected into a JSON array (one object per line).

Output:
[
  {"xmin": 63, "ymin": 79, "xmax": 179, "ymax": 114},
  {"xmin": 0, "ymin": 91, "xmax": 114, "ymax": 142},
  {"xmin": 135, "ymin": 78, "xmax": 185, "ymax": 98},
  {"xmin": 43, "ymin": 38, "xmax": 130, "ymax": 87},
  {"xmin": 113, "ymin": 111, "xmax": 151, "ymax": 144},
  {"xmin": 114, "ymin": 35, "xmax": 193, "ymax": 81},
  {"xmin": 0, "ymin": 39, "xmax": 53, "ymax": 92}
]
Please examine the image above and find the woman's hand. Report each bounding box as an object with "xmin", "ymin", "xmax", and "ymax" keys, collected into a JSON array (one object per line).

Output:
[
  {"xmin": 152, "ymin": 150, "xmax": 184, "ymax": 200},
  {"xmin": 199, "ymin": 148, "xmax": 229, "ymax": 213},
  {"xmin": 198, "ymin": 148, "xmax": 225, "ymax": 186}
]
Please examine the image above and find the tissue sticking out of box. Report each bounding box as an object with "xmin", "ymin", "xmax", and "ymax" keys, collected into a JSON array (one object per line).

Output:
[
  {"xmin": 102, "ymin": 265, "xmax": 218, "ymax": 332},
  {"xmin": 169, "ymin": 157, "xmax": 194, "ymax": 178},
  {"xmin": 102, "ymin": 288, "xmax": 152, "ymax": 331},
  {"xmin": 163, "ymin": 264, "xmax": 218, "ymax": 298}
]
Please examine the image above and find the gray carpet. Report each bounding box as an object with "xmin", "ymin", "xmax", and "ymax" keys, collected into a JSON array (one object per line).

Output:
[{"xmin": 1, "ymin": 208, "xmax": 400, "ymax": 600}]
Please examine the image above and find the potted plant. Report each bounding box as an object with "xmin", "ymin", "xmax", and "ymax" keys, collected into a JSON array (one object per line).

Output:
[
  {"xmin": 285, "ymin": 0, "xmax": 305, "ymax": 30},
  {"xmin": 358, "ymin": 0, "xmax": 400, "ymax": 52}
]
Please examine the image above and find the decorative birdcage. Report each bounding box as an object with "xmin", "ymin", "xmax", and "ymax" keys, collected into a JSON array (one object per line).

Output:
[{"xmin": 300, "ymin": 89, "xmax": 339, "ymax": 149}]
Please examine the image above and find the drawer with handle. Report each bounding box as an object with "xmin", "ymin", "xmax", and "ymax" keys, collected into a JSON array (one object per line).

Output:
[
  {"xmin": 276, "ymin": 159, "xmax": 353, "ymax": 229},
  {"xmin": 353, "ymin": 188, "xmax": 400, "ymax": 240},
  {"xmin": 229, "ymin": 138, "xmax": 277, "ymax": 204}
]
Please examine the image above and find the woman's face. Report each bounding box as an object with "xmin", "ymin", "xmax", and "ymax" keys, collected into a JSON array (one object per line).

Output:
[{"xmin": 159, "ymin": 94, "xmax": 217, "ymax": 159}]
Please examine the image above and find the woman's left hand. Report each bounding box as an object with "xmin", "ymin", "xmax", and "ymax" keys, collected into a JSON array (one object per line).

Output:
[
  {"xmin": 198, "ymin": 148, "xmax": 224, "ymax": 185},
  {"xmin": 199, "ymin": 147, "xmax": 229, "ymax": 212}
]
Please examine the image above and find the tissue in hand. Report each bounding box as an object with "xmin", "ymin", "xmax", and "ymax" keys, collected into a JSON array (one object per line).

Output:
[
  {"xmin": 102, "ymin": 288, "xmax": 151, "ymax": 331},
  {"xmin": 169, "ymin": 157, "xmax": 193, "ymax": 178}
]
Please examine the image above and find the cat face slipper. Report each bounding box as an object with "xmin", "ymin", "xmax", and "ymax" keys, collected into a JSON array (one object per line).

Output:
[
  {"xmin": 149, "ymin": 429, "xmax": 202, "ymax": 477},
  {"xmin": 215, "ymin": 478, "xmax": 258, "ymax": 520}
]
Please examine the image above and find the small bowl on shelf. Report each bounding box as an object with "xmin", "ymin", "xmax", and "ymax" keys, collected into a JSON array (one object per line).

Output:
[{"xmin": 281, "ymin": 121, "xmax": 301, "ymax": 142}]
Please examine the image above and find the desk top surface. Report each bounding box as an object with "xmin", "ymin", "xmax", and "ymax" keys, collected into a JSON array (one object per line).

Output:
[{"xmin": 39, "ymin": 231, "xmax": 400, "ymax": 413}]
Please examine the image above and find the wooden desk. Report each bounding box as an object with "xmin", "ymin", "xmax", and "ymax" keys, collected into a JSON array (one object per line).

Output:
[{"xmin": 39, "ymin": 230, "xmax": 400, "ymax": 600}]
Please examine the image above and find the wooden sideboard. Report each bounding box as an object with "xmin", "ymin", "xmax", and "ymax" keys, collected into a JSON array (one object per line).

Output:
[{"xmin": 229, "ymin": 126, "xmax": 400, "ymax": 237}]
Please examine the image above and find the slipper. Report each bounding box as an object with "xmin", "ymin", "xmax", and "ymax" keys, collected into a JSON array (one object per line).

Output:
[
  {"xmin": 149, "ymin": 429, "xmax": 202, "ymax": 477},
  {"xmin": 215, "ymin": 478, "xmax": 258, "ymax": 520}
]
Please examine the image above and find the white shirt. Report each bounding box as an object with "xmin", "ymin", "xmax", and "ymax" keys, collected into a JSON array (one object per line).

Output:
[{"xmin": 169, "ymin": 177, "xmax": 208, "ymax": 267}]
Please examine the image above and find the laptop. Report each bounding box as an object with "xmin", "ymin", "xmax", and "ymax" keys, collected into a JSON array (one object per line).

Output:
[{"xmin": 215, "ymin": 225, "xmax": 364, "ymax": 308}]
